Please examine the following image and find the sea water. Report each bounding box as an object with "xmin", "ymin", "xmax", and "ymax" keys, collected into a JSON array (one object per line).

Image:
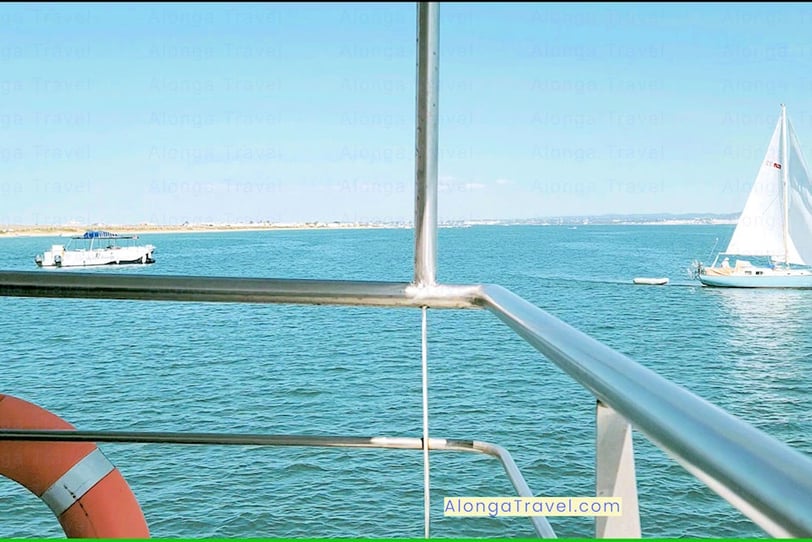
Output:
[{"xmin": 0, "ymin": 225, "xmax": 810, "ymax": 538}]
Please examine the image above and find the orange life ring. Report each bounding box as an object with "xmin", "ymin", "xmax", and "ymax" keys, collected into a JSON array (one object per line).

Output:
[{"xmin": 0, "ymin": 394, "xmax": 150, "ymax": 538}]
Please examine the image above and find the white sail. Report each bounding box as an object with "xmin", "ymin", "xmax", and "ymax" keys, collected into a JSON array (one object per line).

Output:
[
  {"xmin": 785, "ymin": 118, "xmax": 812, "ymax": 265},
  {"xmin": 725, "ymin": 115, "xmax": 788, "ymax": 260}
]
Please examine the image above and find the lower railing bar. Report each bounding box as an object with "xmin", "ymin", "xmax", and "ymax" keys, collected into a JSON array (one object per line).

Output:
[
  {"xmin": 0, "ymin": 429, "xmax": 411, "ymax": 447},
  {"xmin": 0, "ymin": 271, "xmax": 481, "ymax": 309},
  {"xmin": 0, "ymin": 430, "xmax": 554, "ymax": 537},
  {"xmin": 480, "ymin": 284, "xmax": 812, "ymax": 537},
  {"xmin": 465, "ymin": 441, "xmax": 557, "ymax": 538}
]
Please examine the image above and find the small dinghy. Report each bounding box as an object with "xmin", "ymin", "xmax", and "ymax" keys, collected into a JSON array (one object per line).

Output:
[{"xmin": 633, "ymin": 277, "xmax": 669, "ymax": 286}]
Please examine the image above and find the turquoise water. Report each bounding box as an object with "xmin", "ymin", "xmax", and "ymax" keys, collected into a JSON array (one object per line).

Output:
[{"xmin": 0, "ymin": 225, "xmax": 810, "ymax": 538}]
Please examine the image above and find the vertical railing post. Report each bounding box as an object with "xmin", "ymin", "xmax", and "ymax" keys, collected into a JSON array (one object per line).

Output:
[
  {"xmin": 414, "ymin": 3, "xmax": 440, "ymax": 537},
  {"xmin": 413, "ymin": 2, "xmax": 440, "ymax": 286},
  {"xmin": 596, "ymin": 400, "xmax": 641, "ymax": 538}
]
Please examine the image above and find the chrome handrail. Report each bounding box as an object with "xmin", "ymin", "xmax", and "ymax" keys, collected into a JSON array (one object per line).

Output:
[
  {"xmin": 0, "ymin": 429, "xmax": 555, "ymax": 538},
  {"xmin": 0, "ymin": 271, "xmax": 481, "ymax": 309},
  {"xmin": 480, "ymin": 284, "xmax": 812, "ymax": 537}
]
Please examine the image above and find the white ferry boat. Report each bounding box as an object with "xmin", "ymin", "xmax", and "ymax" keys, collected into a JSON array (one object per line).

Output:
[{"xmin": 35, "ymin": 231, "xmax": 155, "ymax": 268}]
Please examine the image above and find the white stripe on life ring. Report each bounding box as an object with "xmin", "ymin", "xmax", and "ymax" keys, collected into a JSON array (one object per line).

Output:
[{"xmin": 39, "ymin": 448, "xmax": 115, "ymax": 516}]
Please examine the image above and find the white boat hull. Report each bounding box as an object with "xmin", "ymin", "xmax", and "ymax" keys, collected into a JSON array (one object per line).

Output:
[
  {"xmin": 36, "ymin": 245, "xmax": 155, "ymax": 268},
  {"xmin": 58, "ymin": 245, "xmax": 155, "ymax": 267},
  {"xmin": 699, "ymin": 266, "xmax": 812, "ymax": 288},
  {"xmin": 633, "ymin": 277, "xmax": 669, "ymax": 285}
]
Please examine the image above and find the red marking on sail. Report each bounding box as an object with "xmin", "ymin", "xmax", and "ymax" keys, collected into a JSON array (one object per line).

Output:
[{"xmin": 774, "ymin": 162, "xmax": 782, "ymax": 169}]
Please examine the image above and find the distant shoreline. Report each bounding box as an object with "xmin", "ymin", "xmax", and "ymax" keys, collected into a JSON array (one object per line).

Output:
[
  {"xmin": 0, "ymin": 219, "xmax": 737, "ymax": 239},
  {"xmin": 0, "ymin": 222, "xmax": 405, "ymax": 238}
]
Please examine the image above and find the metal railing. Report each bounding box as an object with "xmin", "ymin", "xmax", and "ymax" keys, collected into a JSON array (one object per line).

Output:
[
  {"xmin": 481, "ymin": 284, "xmax": 812, "ymax": 536},
  {"xmin": 2, "ymin": 271, "xmax": 812, "ymax": 536},
  {"xmin": 0, "ymin": 429, "xmax": 554, "ymax": 537},
  {"xmin": 2, "ymin": 2, "xmax": 812, "ymax": 539}
]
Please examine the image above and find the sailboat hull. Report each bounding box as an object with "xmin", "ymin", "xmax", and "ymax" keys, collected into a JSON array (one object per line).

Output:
[{"xmin": 698, "ymin": 271, "xmax": 812, "ymax": 288}]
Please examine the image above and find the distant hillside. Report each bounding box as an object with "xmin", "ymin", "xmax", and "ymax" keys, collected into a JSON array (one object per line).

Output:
[
  {"xmin": 563, "ymin": 212, "xmax": 739, "ymax": 224},
  {"xmin": 449, "ymin": 213, "xmax": 739, "ymax": 226}
]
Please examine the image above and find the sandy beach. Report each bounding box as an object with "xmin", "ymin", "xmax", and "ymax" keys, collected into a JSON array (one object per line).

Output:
[
  {"xmin": 0, "ymin": 217, "xmax": 735, "ymax": 238},
  {"xmin": 0, "ymin": 222, "xmax": 406, "ymax": 238}
]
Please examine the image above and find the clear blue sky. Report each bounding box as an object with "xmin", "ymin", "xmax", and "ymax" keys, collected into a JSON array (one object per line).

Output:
[{"xmin": 3, "ymin": 2, "xmax": 812, "ymax": 225}]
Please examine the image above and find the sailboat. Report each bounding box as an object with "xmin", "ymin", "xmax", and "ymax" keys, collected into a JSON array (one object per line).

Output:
[{"xmin": 696, "ymin": 104, "xmax": 812, "ymax": 288}]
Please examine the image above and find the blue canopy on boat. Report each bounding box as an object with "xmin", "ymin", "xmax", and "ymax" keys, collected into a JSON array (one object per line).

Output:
[{"xmin": 73, "ymin": 231, "xmax": 137, "ymax": 239}]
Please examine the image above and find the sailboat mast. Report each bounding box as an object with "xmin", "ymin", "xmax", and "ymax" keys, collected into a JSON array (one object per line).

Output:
[{"xmin": 781, "ymin": 104, "xmax": 790, "ymax": 266}]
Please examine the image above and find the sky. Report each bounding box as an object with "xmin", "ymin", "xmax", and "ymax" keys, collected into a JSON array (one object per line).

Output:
[{"xmin": 4, "ymin": 2, "xmax": 812, "ymax": 225}]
